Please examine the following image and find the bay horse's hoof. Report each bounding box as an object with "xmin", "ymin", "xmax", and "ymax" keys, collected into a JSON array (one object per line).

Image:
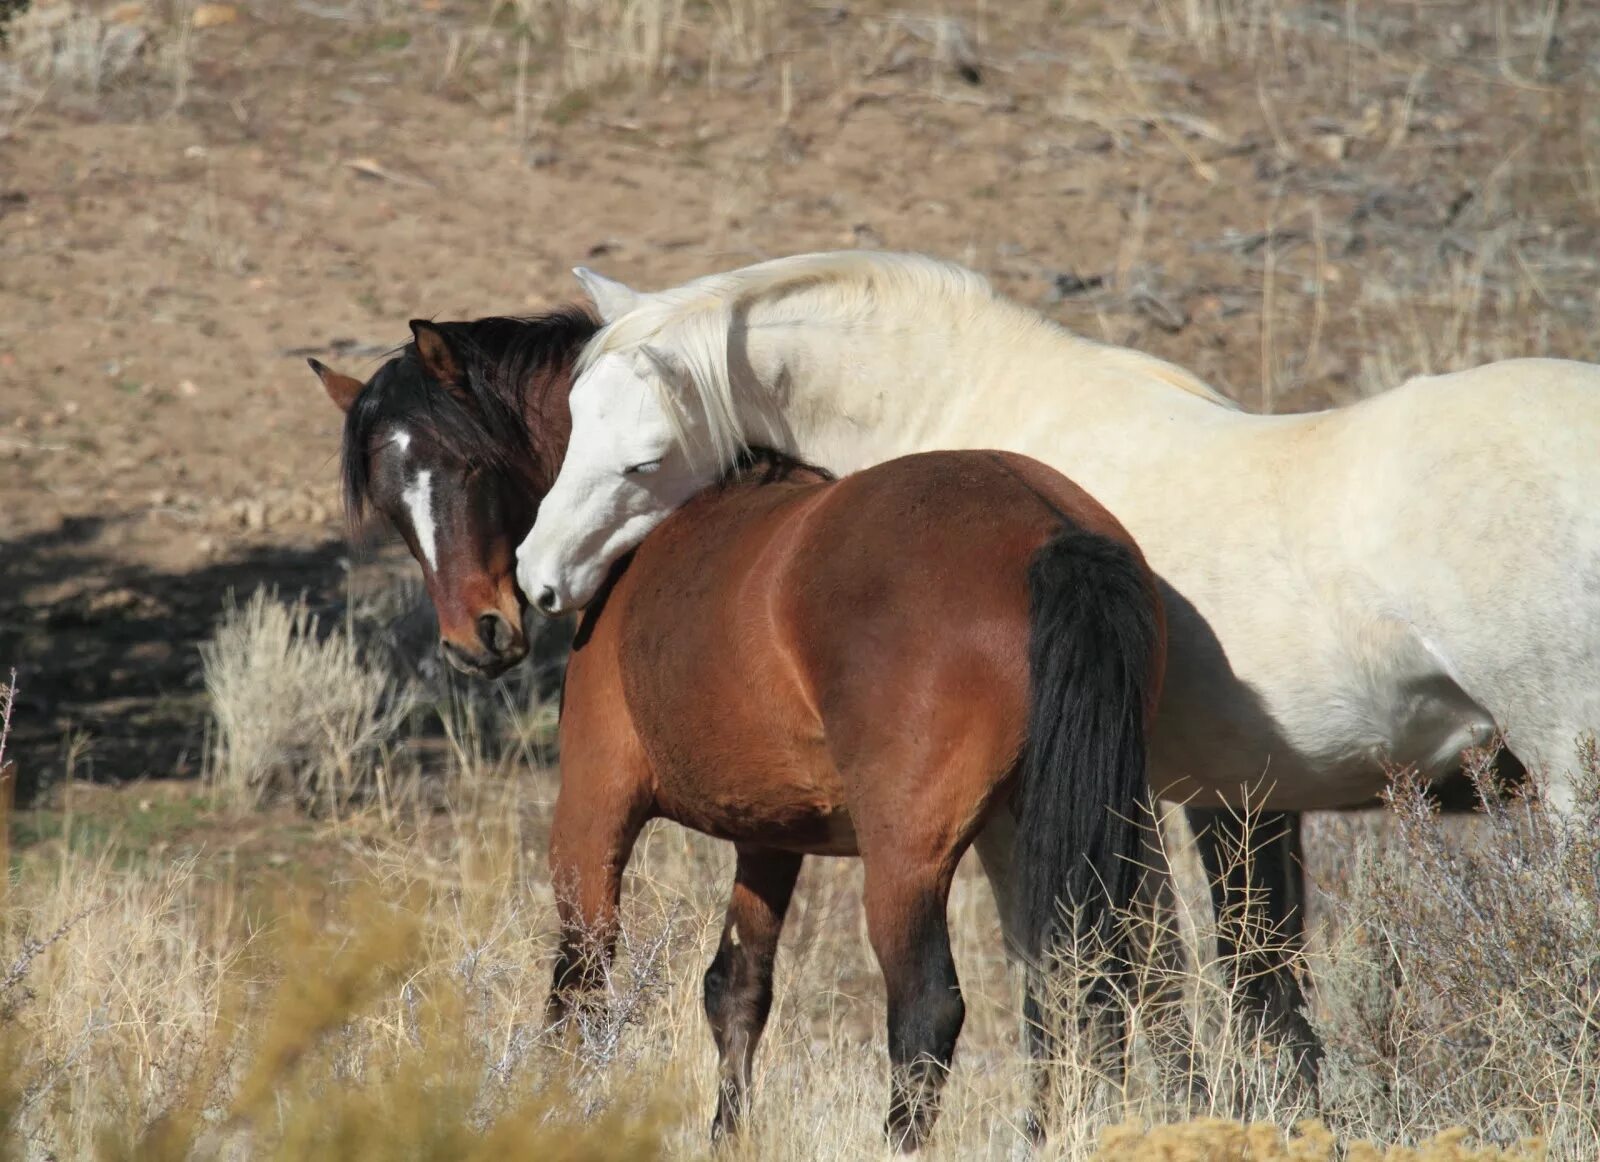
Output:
[{"xmin": 708, "ymin": 1110, "xmax": 737, "ymax": 1147}]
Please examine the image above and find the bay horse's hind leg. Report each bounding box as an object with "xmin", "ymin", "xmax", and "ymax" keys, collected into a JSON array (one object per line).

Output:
[
  {"xmin": 1187, "ymin": 805, "xmax": 1322, "ymax": 1098},
  {"xmin": 863, "ymin": 857, "xmax": 965, "ymax": 1153},
  {"xmin": 973, "ymin": 806, "xmax": 1024, "ymax": 958},
  {"xmin": 704, "ymin": 846, "xmax": 803, "ymax": 1142}
]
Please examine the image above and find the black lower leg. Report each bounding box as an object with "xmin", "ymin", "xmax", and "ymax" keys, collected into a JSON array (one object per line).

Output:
[
  {"xmin": 703, "ymin": 847, "xmax": 802, "ymax": 1141},
  {"xmin": 1188, "ymin": 805, "xmax": 1322, "ymax": 1092},
  {"xmin": 545, "ymin": 921, "xmax": 612, "ymax": 1029},
  {"xmin": 871, "ymin": 886, "xmax": 965, "ymax": 1153}
]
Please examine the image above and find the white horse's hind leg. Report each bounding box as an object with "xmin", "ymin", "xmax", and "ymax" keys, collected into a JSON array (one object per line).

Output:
[{"xmin": 1186, "ymin": 805, "xmax": 1322, "ymax": 1099}]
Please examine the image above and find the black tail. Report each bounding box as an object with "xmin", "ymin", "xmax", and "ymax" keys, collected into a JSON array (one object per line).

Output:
[{"xmin": 1015, "ymin": 527, "xmax": 1162, "ymax": 988}]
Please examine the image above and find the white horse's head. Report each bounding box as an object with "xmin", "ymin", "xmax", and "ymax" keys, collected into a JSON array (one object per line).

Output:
[
  {"xmin": 514, "ymin": 348, "xmax": 716, "ymax": 614},
  {"xmin": 516, "ymin": 268, "xmax": 764, "ymax": 615}
]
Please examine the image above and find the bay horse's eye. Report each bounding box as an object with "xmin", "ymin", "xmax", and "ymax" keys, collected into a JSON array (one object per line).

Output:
[{"xmin": 623, "ymin": 459, "xmax": 663, "ymax": 476}]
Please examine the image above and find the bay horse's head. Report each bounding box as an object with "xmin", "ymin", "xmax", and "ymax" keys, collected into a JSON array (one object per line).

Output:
[{"xmin": 313, "ymin": 308, "xmax": 598, "ymax": 678}]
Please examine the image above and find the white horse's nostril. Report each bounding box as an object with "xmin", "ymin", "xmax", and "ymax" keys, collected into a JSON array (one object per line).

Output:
[{"xmin": 536, "ymin": 586, "xmax": 560, "ymax": 616}]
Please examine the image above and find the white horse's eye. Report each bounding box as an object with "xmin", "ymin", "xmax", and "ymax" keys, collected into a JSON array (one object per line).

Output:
[{"xmin": 623, "ymin": 459, "xmax": 662, "ymax": 476}]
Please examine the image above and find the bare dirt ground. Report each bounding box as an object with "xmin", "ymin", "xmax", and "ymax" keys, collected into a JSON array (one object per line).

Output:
[{"xmin": 3, "ymin": 0, "xmax": 1598, "ymax": 801}]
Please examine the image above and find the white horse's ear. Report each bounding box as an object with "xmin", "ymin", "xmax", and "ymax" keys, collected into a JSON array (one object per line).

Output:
[{"xmin": 572, "ymin": 267, "xmax": 639, "ymax": 322}]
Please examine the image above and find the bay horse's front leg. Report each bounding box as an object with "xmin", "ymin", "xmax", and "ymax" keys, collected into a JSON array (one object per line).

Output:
[
  {"xmin": 703, "ymin": 846, "xmax": 803, "ymax": 1142},
  {"xmin": 863, "ymin": 858, "xmax": 964, "ymax": 1153},
  {"xmin": 545, "ymin": 793, "xmax": 648, "ymax": 1032}
]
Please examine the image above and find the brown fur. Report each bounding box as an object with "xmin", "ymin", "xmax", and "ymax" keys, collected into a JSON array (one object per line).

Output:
[
  {"xmin": 314, "ymin": 307, "xmax": 594, "ymax": 675},
  {"xmin": 549, "ymin": 449, "xmax": 1163, "ymax": 1149}
]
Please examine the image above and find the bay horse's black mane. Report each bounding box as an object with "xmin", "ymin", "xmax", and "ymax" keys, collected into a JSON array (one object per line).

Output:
[
  {"xmin": 341, "ymin": 306, "xmax": 599, "ymax": 524},
  {"xmin": 720, "ymin": 447, "xmax": 834, "ymax": 488}
]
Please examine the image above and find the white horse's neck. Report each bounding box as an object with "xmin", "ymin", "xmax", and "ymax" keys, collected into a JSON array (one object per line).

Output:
[{"xmin": 733, "ymin": 282, "xmax": 1248, "ymax": 487}]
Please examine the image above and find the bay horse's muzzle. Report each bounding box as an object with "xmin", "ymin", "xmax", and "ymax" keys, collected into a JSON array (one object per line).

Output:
[{"xmin": 439, "ymin": 609, "xmax": 527, "ymax": 678}]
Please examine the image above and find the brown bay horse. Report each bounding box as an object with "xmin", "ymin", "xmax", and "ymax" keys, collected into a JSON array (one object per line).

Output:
[
  {"xmin": 312, "ymin": 310, "xmax": 598, "ymax": 678},
  {"xmin": 314, "ymin": 319, "xmax": 1166, "ymax": 1148}
]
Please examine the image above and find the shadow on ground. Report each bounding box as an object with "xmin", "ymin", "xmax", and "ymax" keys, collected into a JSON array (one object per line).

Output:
[{"xmin": 0, "ymin": 514, "xmax": 353, "ymax": 804}]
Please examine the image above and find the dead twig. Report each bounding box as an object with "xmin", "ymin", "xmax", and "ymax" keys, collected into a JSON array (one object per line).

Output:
[{"xmin": 343, "ymin": 158, "xmax": 436, "ymax": 191}]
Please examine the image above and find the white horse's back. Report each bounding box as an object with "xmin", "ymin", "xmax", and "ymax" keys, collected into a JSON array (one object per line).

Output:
[
  {"xmin": 1324, "ymin": 358, "xmax": 1600, "ymax": 800},
  {"xmin": 548, "ymin": 252, "xmax": 1600, "ymax": 808}
]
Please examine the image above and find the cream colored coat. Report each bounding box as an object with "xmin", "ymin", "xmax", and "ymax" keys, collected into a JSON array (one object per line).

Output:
[{"xmin": 521, "ymin": 251, "xmax": 1600, "ymax": 814}]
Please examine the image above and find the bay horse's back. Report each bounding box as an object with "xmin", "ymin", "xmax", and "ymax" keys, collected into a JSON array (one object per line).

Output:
[
  {"xmin": 564, "ymin": 448, "xmax": 1162, "ymax": 857},
  {"xmin": 776, "ymin": 448, "xmax": 1157, "ymax": 842}
]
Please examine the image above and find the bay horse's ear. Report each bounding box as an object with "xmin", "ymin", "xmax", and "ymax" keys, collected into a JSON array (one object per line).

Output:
[
  {"xmin": 409, "ymin": 319, "xmax": 464, "ymax": 388},
  {"xmin": 572, "ymin": 266, "xmax": 639, "ymax": 322},
  {"xmin": 309, "ymin": 358, "xmax": 364, "ymax": 413}
]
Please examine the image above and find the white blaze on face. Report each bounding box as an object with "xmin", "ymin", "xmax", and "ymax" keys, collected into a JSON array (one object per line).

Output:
[
  {"xmin": 390, "ymin": 427, "xmax": 438, "ymax": 573},
  {"xmin": 403, "ymin": 470, "xmax": 439, "ymax": 572}
]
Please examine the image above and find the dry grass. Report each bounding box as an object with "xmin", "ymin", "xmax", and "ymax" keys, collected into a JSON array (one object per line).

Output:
[
  {"xmin": 0, "ymin": 0, "xmax": 201, "ymax": 120},
  {"xmin": 1096, "ymin": 1120, "xmax": 1541, "ymax": 1161},
  {"xmin": 428, "ymin": 0, "xmax": 781, "ymax": 132},
  {"xmin": 2, "ymin": 589, "xmax": 1592, "ymax": 1159},
  {"xmin": 0, "ymin": 0, "xmax": 782, "ymax": 131},
  {"xmin": 498, "ymin": 0, "xmax": 775, "ymax": 87}
]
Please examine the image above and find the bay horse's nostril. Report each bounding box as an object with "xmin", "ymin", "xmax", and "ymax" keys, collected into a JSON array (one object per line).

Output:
[
  {"xmin": 477, "ymin": 611, "xmax": 512, "ymax": 655},
  {"xmin": 536, "ymin": 586, "xmax": 560, "ymax": 616}
]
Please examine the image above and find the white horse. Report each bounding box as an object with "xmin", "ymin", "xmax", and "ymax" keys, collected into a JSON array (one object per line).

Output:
[{"xmin": 517, "ymin": 250, "xmax": 1600, "ymax": 1073}]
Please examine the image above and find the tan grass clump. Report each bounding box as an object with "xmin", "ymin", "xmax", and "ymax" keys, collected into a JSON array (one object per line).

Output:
[
  {"xmin": 202, "ymin": 588, "xmax": 413, "ymax": 816},
  {"xmin": 0, "ymin": 817, "xmax": 677, "ymax": 1160}
]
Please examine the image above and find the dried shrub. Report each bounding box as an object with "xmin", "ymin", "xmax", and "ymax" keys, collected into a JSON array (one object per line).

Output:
[
  {"xmin": 0, "ymin": 1, "xmax": 30, "ymax": 49},
  {"xmin": 1095, "ymin": 1118, "xmax": 1541, "ymax": 1160},
  {"xmin": 202, "ymin": 588, "xmax": 413, "ymax": 816},
  {"xmin": 0, "ymin": 2, "xmax": 147, "ymax": 94},
  {"xmin": 1317, "ymin": 742, "xmax": 1600, "ymax": 1155}
]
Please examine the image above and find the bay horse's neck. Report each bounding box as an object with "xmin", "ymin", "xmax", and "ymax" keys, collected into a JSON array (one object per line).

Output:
[{"xmin": 737, "ymin": 290, "xmax": 1250, "ymax": 486}]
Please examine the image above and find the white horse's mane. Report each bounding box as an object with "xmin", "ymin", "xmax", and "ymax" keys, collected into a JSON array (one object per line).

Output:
[{"xmin": 577, "ymin": 250, "xmax": 1230, "ymax": 463}]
